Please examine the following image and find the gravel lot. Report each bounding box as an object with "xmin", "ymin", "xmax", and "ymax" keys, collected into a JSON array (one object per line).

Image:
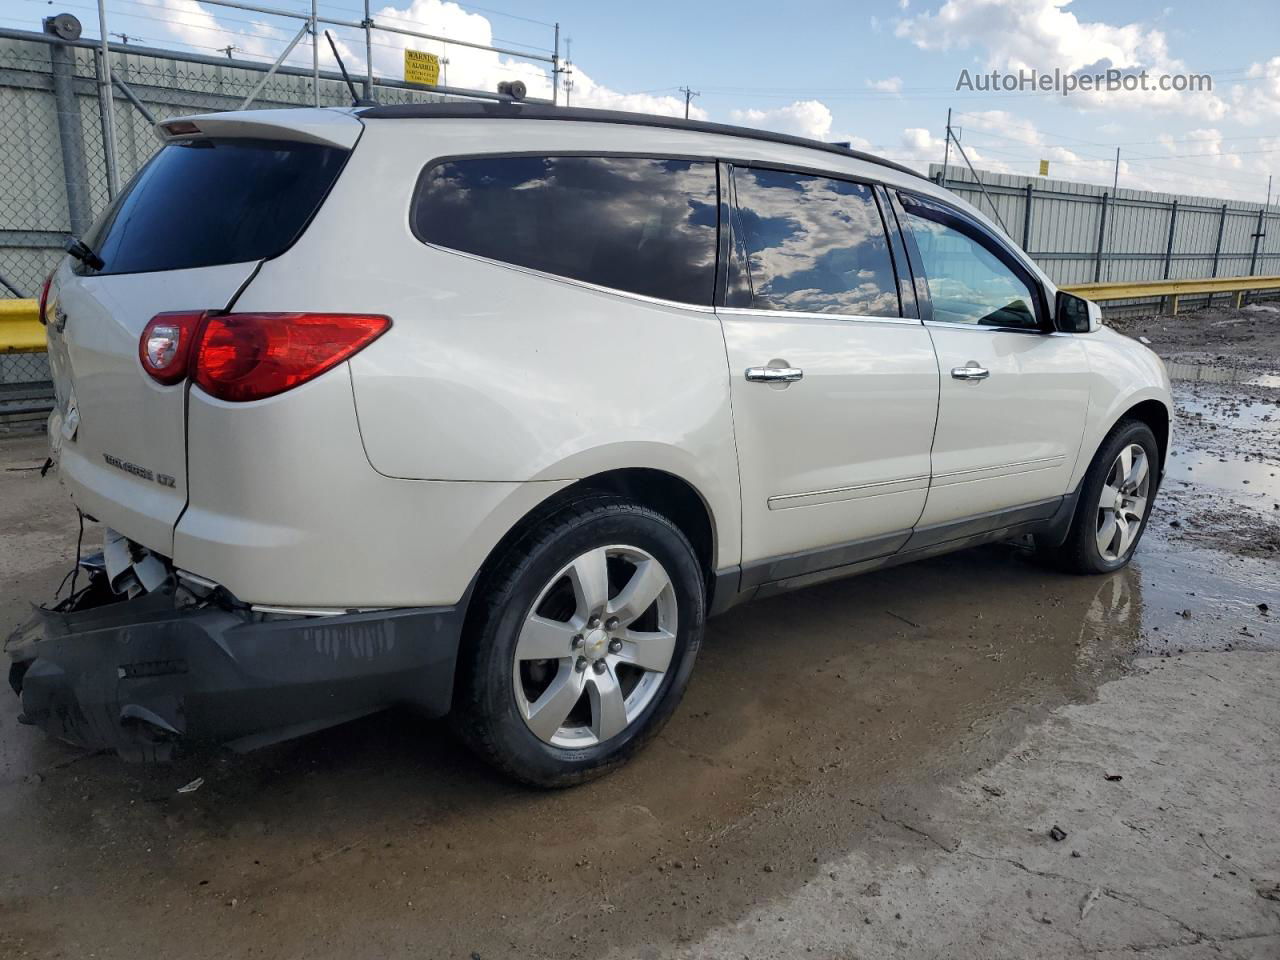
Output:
[{"xmin": 2, "ymin": 306, "xmax": 1277, "ymax": 959}]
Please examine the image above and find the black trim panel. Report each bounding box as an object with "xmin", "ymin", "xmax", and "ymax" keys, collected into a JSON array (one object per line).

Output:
[
  {"xmin": 357, "ymin": 102, "xmax": 926, "ymax": 181},
  {"xmin": 740, "ymin": 530, "xmax": 911, "ymax": 590},
  {"xmin": 904, "ymin": 497, "xmax": 1061, "ymax": 551}
]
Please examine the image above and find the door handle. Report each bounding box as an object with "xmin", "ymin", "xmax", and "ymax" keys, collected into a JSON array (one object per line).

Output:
[
  {"xmin": 951, "ymin": 363, "xmax": 990, "ymax": 381},
  {"xmin": 745, "ymin": 366, "xmax": 804, "ymax": 383}
]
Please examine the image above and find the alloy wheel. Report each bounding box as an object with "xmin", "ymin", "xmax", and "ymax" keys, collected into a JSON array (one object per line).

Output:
[
  {"xmin": 1096, "ymin": 443, "xmax": 1151, "ymax": 562},
  {"xmin": 512, "ymin": 545, "xmax": 678, "ymax": 748}
]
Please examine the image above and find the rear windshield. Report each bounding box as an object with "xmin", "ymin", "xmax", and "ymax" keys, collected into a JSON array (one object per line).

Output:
[{"xmin": 82, "ymin": 138, "xmax": 348, "ymax": 276}]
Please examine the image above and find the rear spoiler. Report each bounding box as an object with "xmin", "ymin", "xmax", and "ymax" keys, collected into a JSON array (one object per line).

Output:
[{"xmin": 156, "ymin": 108, "xmax": 363, "ymax": 149}]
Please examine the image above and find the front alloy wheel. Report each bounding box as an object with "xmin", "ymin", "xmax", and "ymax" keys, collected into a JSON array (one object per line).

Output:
[{"xmin": 1096, "ymin": 443, "xmax": 1151, "ymax": 562}]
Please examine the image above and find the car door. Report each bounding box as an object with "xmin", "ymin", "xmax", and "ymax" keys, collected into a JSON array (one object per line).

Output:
[
  {"xmin": 890, "ymin": 191, "xmax": 1090, "ymax": 541},
  {"xmin": 717, "ymin": 164, "xmax": 940, "ymax": 586}
]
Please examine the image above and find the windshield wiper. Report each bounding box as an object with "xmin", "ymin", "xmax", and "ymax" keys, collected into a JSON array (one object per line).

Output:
[{"xmin": 65, "ymin": 236, "xmax": 104, "ymax": 271}]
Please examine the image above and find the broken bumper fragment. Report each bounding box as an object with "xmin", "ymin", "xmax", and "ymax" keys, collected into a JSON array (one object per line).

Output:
[{"xmin": 6, "ymin": 576, "xmax": 465, "ymax": 761}]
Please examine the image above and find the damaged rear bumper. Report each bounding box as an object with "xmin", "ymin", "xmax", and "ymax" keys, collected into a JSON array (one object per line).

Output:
[{"xmin": 6, "ymin": 577, "xmax": 466, "ymax": 761}]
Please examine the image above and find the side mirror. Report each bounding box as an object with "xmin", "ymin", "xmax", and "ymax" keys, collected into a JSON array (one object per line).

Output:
[{"xmin": 1055, "ymin": 290, "xmax": 1101, "ymax": 333}]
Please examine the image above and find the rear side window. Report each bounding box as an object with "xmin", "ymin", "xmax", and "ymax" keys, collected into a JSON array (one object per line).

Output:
[
  {"xmin": 412, "ymin": 155, "xmax": 718, "ymax": 305},
  {"xmin": 726, "ymin": 167, "xmax": 900, "ymax": 317},
  {"xmin": 83, "ymin": 138, "xmax": 347, "ymax": 276}
]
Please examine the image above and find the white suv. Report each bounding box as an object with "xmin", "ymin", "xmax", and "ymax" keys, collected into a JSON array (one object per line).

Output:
[{"xmin": 9, "ymin": 103, "xmax": 1171, "ymax": 786}]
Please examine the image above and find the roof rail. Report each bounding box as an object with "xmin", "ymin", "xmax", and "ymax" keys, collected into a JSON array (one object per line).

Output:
[{"xmin": 357, "ymin": 102, "xmax": 925, "ymax": 180}]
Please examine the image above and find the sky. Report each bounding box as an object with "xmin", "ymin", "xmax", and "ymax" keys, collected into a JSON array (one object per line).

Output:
[{"xmin": 3, "ymin": 0, "xmax": 1278, "ymax": 203}]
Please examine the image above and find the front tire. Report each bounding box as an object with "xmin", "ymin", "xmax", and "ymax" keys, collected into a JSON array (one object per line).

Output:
[
  {"xmin": 1046, "ymin": 418, "xmax": 1159, "ymax": 574},
  {"xmin": 453, "ymin": 494, "xmax": 705, "ymax": 787}
]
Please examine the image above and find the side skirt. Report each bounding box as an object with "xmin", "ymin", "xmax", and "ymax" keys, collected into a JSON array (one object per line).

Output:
[{"xmin": 708, "ymin": 489, "xmax": 1081, "ymax": 615}]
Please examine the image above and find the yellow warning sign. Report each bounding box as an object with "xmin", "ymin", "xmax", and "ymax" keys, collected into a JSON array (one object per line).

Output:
[
  {"xmin": 1038, "ymin": 159, "xmax": 1050, "ymax": 176},
  {"xmin": 404, "ymin": 49, "xmax": 441, "ymax": 87}
]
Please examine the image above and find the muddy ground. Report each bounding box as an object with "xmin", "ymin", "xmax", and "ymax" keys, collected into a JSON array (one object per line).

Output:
[{"xmin": 1, "ymin": 305, "xmax": 1277, "ymax": 959}]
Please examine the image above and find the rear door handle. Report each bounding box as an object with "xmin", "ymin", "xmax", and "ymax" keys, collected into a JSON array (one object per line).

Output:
[
  {"xmin": 745, "ymin": 366, "xmax": 804, "ymax": 383},
  {"xmin": 951, "ymin": 363, "xmax": 990, "ymax": 381}
]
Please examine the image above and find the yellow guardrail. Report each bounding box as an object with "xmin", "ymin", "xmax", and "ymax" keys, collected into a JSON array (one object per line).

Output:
[
  {"xmin": 1061, "ymin": 275, "xmax": 1280, "ymax": 314},
  {"xmin": 0, "ymin": 299, "xmax": 44, "ymax": 353}
]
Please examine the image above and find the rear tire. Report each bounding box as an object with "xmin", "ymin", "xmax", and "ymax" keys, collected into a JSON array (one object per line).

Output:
[
  {"xmin": 452, "ymin": 494, "xmax": 705, "ymax": 788},
  {"xmin": 1043, "ymin": 418, "xmax": 1159, "ymax": 574}
]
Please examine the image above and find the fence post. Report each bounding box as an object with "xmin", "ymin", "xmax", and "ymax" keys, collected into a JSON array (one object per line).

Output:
[
  {"xmin": 1211, "ymin": 203, "xmax": 1227, "ymax": 278},
  {"xmin": 1021, "ymin": 181, "xmax": 1033, "ymax": 251},
  {"xmin": 94, "ymin": 49, "xmax": 120, "ymax": 201},
  {"xmin": 48, "ymin": 37, "xmax": 93, "ymax": 238},
  {"xmin": 1094, "ymin": 192, "xmax": 1109, "ymax": 283},
  {"xmin": 1162, "ymin": 199, "xmax": 1178, "ymax": 312},
  {"xmin": 362, "ymin": 0, "xmax": 373, "ymax": 100},
  {"xmin": 1248, "ymin": 207, "xmax": 1265, "ymax": 278},
  {"xmin": 95, "ymin": 0, "xmax": 119, "ymax": 198}
]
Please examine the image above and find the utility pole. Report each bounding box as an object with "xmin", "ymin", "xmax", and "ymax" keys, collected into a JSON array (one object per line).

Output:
[
  {"xmin": 941, "ymin": 107, "xmax": 952, "ymax": 187},
  {"xmin": 679, "ymin": 86, "xmax": 699, "ymax": 119},
  {"xmin": 1267, "ymin": 174, "xmax": 1273, "ymax": 209},
  {"xmin": 220, "ymin": 44, "xmax": 237, "ymax": 59},
  {"xmin": 110, "ymin": 32, "xmax": 133, "ymax": 44},
  {"xmin": 563, "ymin": 38, "xmax": 573, "ymax": 106},
  {"xmin": 1112, "ymin": 147, "xmax": 1120, "ymax": 191}
]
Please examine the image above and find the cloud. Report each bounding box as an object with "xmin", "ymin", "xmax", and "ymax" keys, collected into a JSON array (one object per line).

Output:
[
  {"xmin": 729, "ymin": 100, "xmax": 834, "ymax": 140},
  {"xmin": 894, "ymin": 0, "xmax": 1227, "ymax": 119},
  {"xmin": 1231, "ymin": 56, "xmax": 1280, "ymax": 125},
  {"xmin": 868, "ymin": 76, "xmax": 903, "ymax": 94}
]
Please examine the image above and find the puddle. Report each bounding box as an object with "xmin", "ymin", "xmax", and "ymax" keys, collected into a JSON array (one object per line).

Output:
[
  {"xmin": 1131, "ymin": 539, "xmax": 1278, "ymax": 654},
  {"xmin": 1178, "ymin": 395, "xmax": 1279, "ymax": 432},
  {"xmin": 1166, "ymin": 362, "xmax": 1280, "ymax": 386},
  {"xmin": 1165, "ymin": 449, "xmax": 1280, "ymax": 499}
]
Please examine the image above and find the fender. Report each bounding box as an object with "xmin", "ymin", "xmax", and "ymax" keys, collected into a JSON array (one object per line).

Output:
[{"xmin": 527, "ymin": 440, "xmax": 741, "ymax": 571}]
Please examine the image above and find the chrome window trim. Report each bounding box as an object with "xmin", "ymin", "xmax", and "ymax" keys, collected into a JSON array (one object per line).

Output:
[
  {"xmin": 923, "ymin": 319, "xmax": 1071, "ymax": 336},
  {"xmin": 419, "ymin": 242, "xmax": 719, "ymax": 314},
  {"xmin": 718, "ymin": 306, "xmax": 924, "ymax": 326}
]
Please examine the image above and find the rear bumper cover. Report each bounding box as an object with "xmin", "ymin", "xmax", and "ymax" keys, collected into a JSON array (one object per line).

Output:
[{"xmin": 6, "ymin": 580, "xmax": 465, "ymax": 761}]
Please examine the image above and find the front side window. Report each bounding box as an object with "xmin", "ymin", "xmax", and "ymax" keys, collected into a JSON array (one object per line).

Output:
[
  {"xmin": 727, "ymin": 167, "xmax": 900, "ymax": 317},
  {"xmin": 900, "ymin": 205, "xmax": 1040, "ymax": 329},
  {"xmin": 412, "ymin": 155, "xmax": 718, "ymax": 305}
]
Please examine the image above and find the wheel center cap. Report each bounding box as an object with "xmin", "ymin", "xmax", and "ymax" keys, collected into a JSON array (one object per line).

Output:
[{"xmin": 584, "ymin": 628, "xmax": 609, "ymax": 660}]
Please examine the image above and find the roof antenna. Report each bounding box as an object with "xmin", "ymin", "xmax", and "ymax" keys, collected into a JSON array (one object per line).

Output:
[{"xmin": 325, "ymin": 30, "xmax": 377, "ymax": 107}]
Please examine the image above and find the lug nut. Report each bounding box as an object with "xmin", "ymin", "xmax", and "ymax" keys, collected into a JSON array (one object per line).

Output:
[
  {"xmin": 605, "ymin": 617, "xmax": 620, "ymax": 630},
  {"xmin": 608, "ymin": 638, "xmax": 623, "ymax": 653},
  {"xmin": 571, "ymin": 634, "xmax": 584, "ymax": 649},
  {"xmin": 574, "ymin": 656, "xmax": 588, "ymax": 673},
  {"xmin": 588, "ymin": 616, "xmax": 601, "ymax": 629},
  {"xmin": 592, "ymin": 660, "xmax": 608, "ymax": 675}
]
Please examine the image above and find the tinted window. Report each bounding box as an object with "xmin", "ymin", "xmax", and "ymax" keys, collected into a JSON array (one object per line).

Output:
[
  {"xmin": 727, "ymin": 168, "xmax": 899, "ymax": 317},
  {"xmin": 413, "ymin": 156, "xmax": 718, "ymax": 305},
  {"xmin": 901, "ymin": 209, "xmax": 1039, "ymax": 329},
  {"xmin": 85, "ymin": 138, "xmax": 347, "ymax": 276}
]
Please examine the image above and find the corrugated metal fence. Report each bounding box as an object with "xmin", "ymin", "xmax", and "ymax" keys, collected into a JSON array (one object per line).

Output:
[{"xmin": 928, "ymin": 165, "xmax": 1279, "ymax": 310}]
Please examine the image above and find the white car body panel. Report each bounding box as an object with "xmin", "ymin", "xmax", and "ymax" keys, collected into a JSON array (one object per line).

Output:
[
  {"xmin": 175, "ymin": 367, "xmax": 571, "ymax": 607},
  {"xmin": 719, "ymin": 311, "xmax": 938, "ymax": 563},
  {"xmin": 917, "ymin": 326, "xmax": 1091, "ymax": 526},
  {"xmin": 45, "ymin": 259, "xmax": 257, "ymax": 554},
  {"xmin": 42, "ymin": 108, "xmax": 1172, "ymax": 612}
]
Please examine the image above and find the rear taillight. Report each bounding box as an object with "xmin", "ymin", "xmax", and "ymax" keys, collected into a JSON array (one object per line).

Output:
[
  {"xmin": 38, "ymin": 272, "xmax": 53, "ymax": 325},
  {"xmin": 193, "ymin": 312, "xmax": 390, "ymax": 402},
  {"xmin": 140, "ymin": 311, "xmax": 206, "ymax": 385}
]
